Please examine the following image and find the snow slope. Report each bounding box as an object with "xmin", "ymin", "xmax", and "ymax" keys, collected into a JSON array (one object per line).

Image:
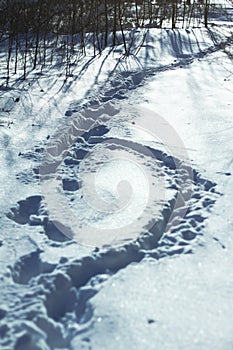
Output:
[
  {"xmin": 0, "ymin": 24, "xmax": 233, "ymax": 349},
  {"xmin": 73, "ymin": 30, "xmax": 233, "ymax": 350}
]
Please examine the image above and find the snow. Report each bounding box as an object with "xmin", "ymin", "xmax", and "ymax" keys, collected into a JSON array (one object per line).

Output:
[
  {"xmin": 0, "ymin": 17, "xmax": 233, "ymax": 350},
  {"xmin": 78, "ymin": 249, "xmax": 233, "ymax": 350}
]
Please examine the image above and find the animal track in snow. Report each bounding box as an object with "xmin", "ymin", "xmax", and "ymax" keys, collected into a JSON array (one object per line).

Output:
[
  {"xmin": 8, "ymin": 103, "xmax": 220, "ymax": 250},
  {"xmin": 2, "ymin": 36, "xmax": 229, "ymax": 347},
  {"xmin": 4, "ymin": 128, "xmax": 221, "ymax": 350},
  {"xmin": 2, "ymin": 163, "xmax": 220, "ymax": 349},
  {"xmin": 6, "ymin": 120, "xmax": 220, "ymax": 294}
]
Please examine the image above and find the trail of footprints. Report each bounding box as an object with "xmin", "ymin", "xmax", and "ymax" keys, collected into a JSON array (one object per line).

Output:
[
  {"xmin": 3, "ymin": 121, "xmax": 221, "ymax": 349},
  {"xmin": 1, "ymin": 55, "xmax": 226, "ymax": 348}
]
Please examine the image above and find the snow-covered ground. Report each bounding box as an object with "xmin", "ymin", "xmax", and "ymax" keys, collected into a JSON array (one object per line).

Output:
[{"xmin": 0, "ymin": 19, "xmax": 233, "ymax": 350}]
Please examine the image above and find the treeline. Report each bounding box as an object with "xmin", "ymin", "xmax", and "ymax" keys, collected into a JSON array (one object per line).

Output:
[{"xmin": 0, "ymin": 0, "xmax": 218, "ymax": 84}]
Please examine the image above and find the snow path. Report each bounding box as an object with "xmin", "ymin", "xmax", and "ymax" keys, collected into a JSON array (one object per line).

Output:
[{"xmin": 0, "ymin": 26, "xmax": 233, "ymax": 349}]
